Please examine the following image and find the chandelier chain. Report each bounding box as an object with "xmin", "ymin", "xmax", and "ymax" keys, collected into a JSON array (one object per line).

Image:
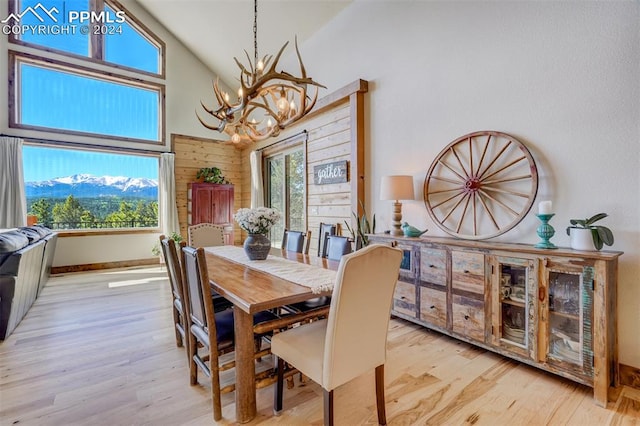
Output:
[{"xmin": 253, "ymin": 0, "xmax": 258, "ymax": 71}]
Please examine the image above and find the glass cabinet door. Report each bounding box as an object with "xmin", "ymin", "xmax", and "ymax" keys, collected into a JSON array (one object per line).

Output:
[
  {"xmin": 547, "ymin": 271, "xmax": 584, "ymax": 365},
  {"xmin": 542, "ymin": 259, "xmax": 594, "ymax": 378},
  {"xmin": 493, "ymin": 256, "xmax": 536, "ymax": 359}
]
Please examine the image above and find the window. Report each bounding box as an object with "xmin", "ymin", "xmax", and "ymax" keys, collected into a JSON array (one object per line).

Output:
[
  {"xmin": 264, "ymin": 146, "xmax": 306, "ymax": 246},
  {"xmin": 7, "ymin": 0, "xmax": 164, "ymax": 76},
  {"xmin": 13, "ymin": 54, "xmax": 162, "ymax": 141},
  {"xmin": 23, "ymin": 145, "xmax": 159, "ymax": 230},
  {"xmin": 7, "ymin": 0, "xmax": 165, "ymax": 144},
  {"xmin": 7, "ymin": 0, "xmax": 166, "ymax": 231}
]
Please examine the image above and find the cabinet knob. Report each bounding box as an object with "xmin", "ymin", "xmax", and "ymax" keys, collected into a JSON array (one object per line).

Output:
[
  {"xmin": 464, "ymin": 315, "xmax": 470, "ymax": 320},
  {"xmin": 430, "ymin": 305, "xmax": 435, "ymax": 309},
  {"xmin": 429, "ymin": 264, "xmax": 436, "ymax": 268},
  {"xmin": 463, "ymin": 269, "xmax": 470, "ymax": 274}
]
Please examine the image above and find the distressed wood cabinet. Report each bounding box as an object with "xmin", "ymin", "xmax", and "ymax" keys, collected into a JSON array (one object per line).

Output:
[
  {"xmin": 368, "ymin": 234, "xmax": 622, "ymax": 406},
  {"xmin": 187, "ymin": 183, "xmax": 235, "ymax": 244}
]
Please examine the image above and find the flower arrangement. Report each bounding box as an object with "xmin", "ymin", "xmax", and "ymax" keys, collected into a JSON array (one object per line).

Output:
[{"xmin": 234, "ymin": 207, "xmax": 281, "ymax": 235}]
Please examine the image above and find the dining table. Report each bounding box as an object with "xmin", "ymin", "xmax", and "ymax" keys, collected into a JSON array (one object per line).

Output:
[{"xmin": 203, "ymin": 246, "xmax": 340, "ymax": 424}]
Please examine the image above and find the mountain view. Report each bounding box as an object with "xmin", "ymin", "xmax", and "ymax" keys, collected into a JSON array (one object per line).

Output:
[
  {"xmin": 26, "ymin": 174, "xmax": 159, "ymax": 229},
  {"xmin": 26, "ymin": 173, "xmax": 158, "ymax": 199}
]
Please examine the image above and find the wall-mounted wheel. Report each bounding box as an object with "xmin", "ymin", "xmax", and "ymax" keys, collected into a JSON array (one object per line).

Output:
[{"xmin": 424, "ymin": 131, "xmax": 538, "ymax": 240}]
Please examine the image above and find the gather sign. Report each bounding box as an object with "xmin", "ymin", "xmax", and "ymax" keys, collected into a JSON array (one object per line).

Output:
[{"xmin": 313, "ymin": 160, "xmax": 348, "ymax": 185}]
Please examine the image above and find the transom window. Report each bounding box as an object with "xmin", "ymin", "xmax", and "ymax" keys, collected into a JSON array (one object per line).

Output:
[{"xmin": 6, "ymin": 0, "xmax": 164, "ymax": 75}]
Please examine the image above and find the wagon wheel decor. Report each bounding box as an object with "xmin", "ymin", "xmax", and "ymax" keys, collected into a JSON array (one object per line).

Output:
[{"xmin": 424, "ymin": 131, "xmax": 538, "ymax": 240}]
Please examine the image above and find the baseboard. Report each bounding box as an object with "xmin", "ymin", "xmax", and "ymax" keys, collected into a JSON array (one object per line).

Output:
[
  {"xmin": 51, "ymin": 257, "xmax": 159, "ymax": 274},
  {"xmin": 620, "ymin": 363, "xmax": 640, "ymax": 390}
]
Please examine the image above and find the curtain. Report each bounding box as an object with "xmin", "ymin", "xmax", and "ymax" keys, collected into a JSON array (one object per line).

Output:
[
  {"xmin": 0, "ymin": 137, "xmax": 27, "ymax": 228},
  {"xmin": 250, "ymin": 150, "xmax": 264, "ymax": 208},
  {"xmin": 159, "ymin": 153, "xmax": 180, "ymax": 236}
]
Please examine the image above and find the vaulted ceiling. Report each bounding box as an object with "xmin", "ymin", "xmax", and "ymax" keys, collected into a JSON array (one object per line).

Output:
[{"xmin": 137, "ymin": 0, "xmax": 351, "ymax": 88}]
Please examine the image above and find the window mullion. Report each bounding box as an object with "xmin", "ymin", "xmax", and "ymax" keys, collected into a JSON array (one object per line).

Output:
[{"xmin": 90, "ymin": 0, "xmax": 105, "ymax": 60}]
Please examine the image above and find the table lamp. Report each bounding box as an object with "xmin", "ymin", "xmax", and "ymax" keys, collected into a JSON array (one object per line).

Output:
[{"xmin": 380, "ymin": 175, "xmax": 414, "ymax": 236}]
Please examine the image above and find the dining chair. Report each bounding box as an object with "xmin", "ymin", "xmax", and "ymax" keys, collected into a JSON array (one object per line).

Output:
[
  {"xmin": 182, "ymin": 246, "xmax": 286, "ymax": 421},
  {"xmin": 317, "ymin": 223, "xmax": 337, "ymax": 257},
  {"xmin": 271, "ymin": 244, "xmax": 403, "ymax": 425},
  {"xmin": 188, "ymin": 223, "xmax": 225, "ymax": 247},
  {"xmin": 159, "ymin": 235, "xmax": 189, "ymax": 351},
  {"xmin": 282, "ymin": 229, "xmax": 311, "ymax": 254},
  {"xmin": 323, "ymin": 234, "xmax": 353, "ymax": 261}
]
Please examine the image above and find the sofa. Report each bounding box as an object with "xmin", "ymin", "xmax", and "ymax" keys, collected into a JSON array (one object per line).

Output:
[{"xmin": 0, "ymin": 226, "xmax": 58, "ymax": 340}]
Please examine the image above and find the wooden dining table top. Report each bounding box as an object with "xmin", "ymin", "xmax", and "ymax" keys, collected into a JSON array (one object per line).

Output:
[{"xmin": 204, "ymin": 248, "xmax": 339, "ymax": 314}]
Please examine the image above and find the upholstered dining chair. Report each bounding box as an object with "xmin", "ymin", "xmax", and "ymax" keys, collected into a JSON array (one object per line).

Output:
[
  {"xmin": 188, "ymin": 223, "xmax": 225, "ymax": 247},
  {"xmin": 271, "ymin": 244, "xmax": 403, "ymax": 425},
  {"xmin": 323, "ymin": 234, "xmax": 353, "ymax": 261},
  {"xmin": 159, "ymin": 235, "xmax": 189, "ymax": 352},
  {"xmin": 282, "ymin": 229, "xmax": 311, "ymax": 254},
  {"xmin": 181, "ymin": 246, "xmax": 283, "ymax": 421},
  {"xmin": 317, "ymin": 223, "xmax": 337, "ymax": 257}
]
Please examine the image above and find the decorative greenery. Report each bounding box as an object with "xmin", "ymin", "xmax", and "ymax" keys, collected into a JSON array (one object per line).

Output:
[
  {"xmin": 566, "ymin": 212, "xmax": 614, "ymax": 250},
  {"xmin": 152, "ymin": 231, "xmax": 183, "ymax": 256},
  {"xmin": 196, "ymin": 167, "xmax": 230, "ymax": 184},
  {"xmin": 234, "ymin": 207, "xmax": 281, "ymax": 235},
  {"xmin": 344, "ymin": 200, "xmax": 376, "ymax": 248}
]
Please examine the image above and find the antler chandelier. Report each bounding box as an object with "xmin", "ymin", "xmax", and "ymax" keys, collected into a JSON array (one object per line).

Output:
[{"xmin": 197, "ymin": 0, "xmax": 325, "ymax": 144}]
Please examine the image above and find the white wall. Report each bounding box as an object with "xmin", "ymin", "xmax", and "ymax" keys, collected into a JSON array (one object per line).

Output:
[
  {"xmin": 287, "ymin": 1, "xmax": 639, "ymax": 367},
  {"xmin": 0, "ymin": 0, "xmax": 226, "ymax": 265}
]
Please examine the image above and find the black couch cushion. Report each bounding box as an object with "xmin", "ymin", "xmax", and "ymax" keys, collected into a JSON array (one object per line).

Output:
[
  {"xmin": 29, "ymin": 225, "xmax": 52, "ymax": 238},
  {"xmin": 0, "ymin": 231, "xmax": 29, "ymax": 254},
  {"xmin": 17, "ymin": 227, "xmax": 42, "ymax": 244}
]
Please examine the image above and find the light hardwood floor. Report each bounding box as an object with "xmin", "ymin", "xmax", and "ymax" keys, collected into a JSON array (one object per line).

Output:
[{"xmin": 1, "ymin": 267, "xmax": 638, "ymax": 425}]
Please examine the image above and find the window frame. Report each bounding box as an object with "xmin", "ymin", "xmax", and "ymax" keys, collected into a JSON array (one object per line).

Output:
[
  {"xmin": 23, "ymin": 140, "xmax": 161, "ymax": 235},
  {"xmin": 262, "ymin": 132, "xmax": 308, "ymax": 244},
  {"xmin": 6, "ymin": 0, "xmax": 166, "ymax": 78},
  {"xmin": 9, "ymin": 50, "xmax": 166, "ymax": 145}
]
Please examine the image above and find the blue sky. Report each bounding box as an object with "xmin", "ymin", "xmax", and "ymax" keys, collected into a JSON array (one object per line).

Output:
[{"xmin": 23, "ymin": 145, "xmax": 159, "ymax": 182}]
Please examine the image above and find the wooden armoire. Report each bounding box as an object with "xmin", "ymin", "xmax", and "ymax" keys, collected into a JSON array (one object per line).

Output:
[{"xmin": 187, "ymin": 183, "xmax": 234, "ymax": 245}]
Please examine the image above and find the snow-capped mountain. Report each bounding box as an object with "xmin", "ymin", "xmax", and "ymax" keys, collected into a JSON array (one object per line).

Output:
[{"xmin": 26, "ymin": 174, "xmax": 158, "ymax": 199}]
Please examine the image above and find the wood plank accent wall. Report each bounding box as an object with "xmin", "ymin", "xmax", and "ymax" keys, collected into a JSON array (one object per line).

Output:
[
  {"xmin": 171, "ymin": 134, "xmax": 242, "ymax": 243},
  {"xmin": 239, "ymin": 80, "xmax": 369, "ymax": 256}
]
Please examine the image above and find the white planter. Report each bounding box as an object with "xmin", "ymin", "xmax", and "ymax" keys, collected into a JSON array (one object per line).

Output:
[{"xmin": 570, "ymin": 228, "xmax": 597, "ymax": 251}]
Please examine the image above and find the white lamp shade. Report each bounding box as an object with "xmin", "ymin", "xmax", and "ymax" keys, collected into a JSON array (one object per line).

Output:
[{"xmin": 380, "ymin": 175, "xmax": 415, "ymax": 201}]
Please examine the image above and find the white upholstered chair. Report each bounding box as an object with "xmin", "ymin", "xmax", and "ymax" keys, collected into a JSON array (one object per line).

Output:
[
  {"xmin": 187, "ymin": 223, "xmax": 225, "ymax": 247},
  {"xmin": 271, "ymin": 243, "xmax": 403, "ymax": 425}
]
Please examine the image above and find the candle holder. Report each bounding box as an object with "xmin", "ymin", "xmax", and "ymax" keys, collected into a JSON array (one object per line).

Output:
[{"xmin": 535, "ymin": 213, "xmax": 557, "ymax": 249}]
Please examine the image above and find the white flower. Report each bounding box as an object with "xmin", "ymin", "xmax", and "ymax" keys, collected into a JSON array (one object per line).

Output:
[{"xmin": 234, "ymin": 207, "xmax": 281, "ymax": 235}]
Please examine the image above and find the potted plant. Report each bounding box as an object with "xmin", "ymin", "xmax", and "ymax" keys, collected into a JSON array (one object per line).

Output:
[
  {"xmin": 152, "ymin": 232, "xmax": 183, "ymax": 259},
  {"xmin": 196, "ymin": 167, "xmax": 230, "ymax": 184},
  {"xmin": 344, "ymin": 201, "xmax": 376, "ymax": 249},
  {"xmin": 566, "ymin": 213, "xmax": 614, "ymax": 251}
]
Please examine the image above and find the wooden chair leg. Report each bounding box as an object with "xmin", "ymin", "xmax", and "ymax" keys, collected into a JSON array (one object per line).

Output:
[
  {"xmin": 172, "ymin": 306, "xmax": 183, "ymax": 347},
  {"xmin": 274, "ymin": 356, "xmax": 284, "ymax": 415},
  {"xmin": 188, "ymin": 334, "xmax": 198, "ymax": 386},
  {"xmin": 375, "ymin": 364, "xmax": 386, "ymax": 425},
  {"xmin": 210, "ymin": 345, "xmax": 223, "ymax": 421},
  {"xmin": 323, "ymin": 389, "xmax": 334, "ymax": 426}
]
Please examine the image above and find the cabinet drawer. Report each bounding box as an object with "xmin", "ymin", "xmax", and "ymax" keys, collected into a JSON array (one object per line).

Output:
[
  {"xmin": 452, "ymin": 294, "xmax": 485, "ymax": 343},
  {"xmin": 420, "ymin": 287, "xmax": 446, "ymax": 328},
  {"xmin": 452, "ymin": 251, "xmax": 485, "ymax": 294},
  {"xmin": 420, "ymin": 247, "xmax": 447, "ymax": 286},
  {"xmin": 393, "ymin": 281, "xmax": 417, "ymax": 318}
]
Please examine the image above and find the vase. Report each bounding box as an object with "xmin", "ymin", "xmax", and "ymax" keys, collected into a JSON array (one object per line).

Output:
[
  {"xmin": 243, "ymin": 233, "xmax": 271, "ymax": 260},
  {"xmin": 570, "ymin": 228, "xmax": 596, "ymax": 251}
]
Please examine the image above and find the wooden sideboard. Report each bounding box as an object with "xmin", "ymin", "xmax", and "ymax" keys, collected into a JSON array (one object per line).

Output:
[{"xmin": 368, "ymin": 234, "xmax": 623, "ymax": 407}]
